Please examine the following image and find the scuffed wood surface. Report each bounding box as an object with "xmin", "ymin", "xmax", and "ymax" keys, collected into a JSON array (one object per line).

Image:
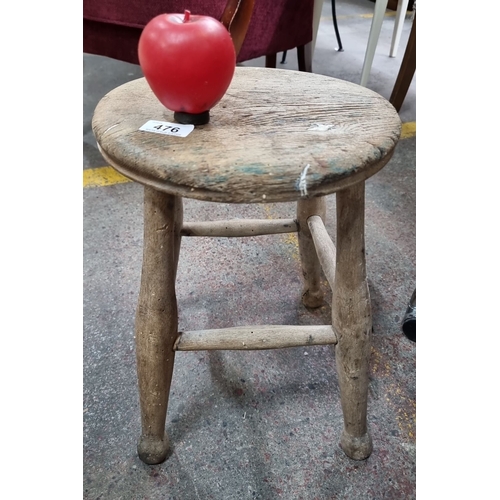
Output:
[
  {"xmin": 332, "ymin": 183, "xmax": 373, "ymax": 460},
  {"xmin": 135, "ymin": 189, "xmax": 181, "ymax": 464},
  {"xmin": 297, "ymin": 197, "xmax": 326, "ymax": 308},
  {"xmin": 174, "ymin": 325, "xmax": 337, "ymax": 351},
  {"xmin": 181, "ymin": 218, "xmax": 297, "ymax": 237},
  {"xmin": 307, "ymin": 215, "xmax": 337, "ymax": 290},
  {"xmin": 93, "ymin": 67, "xmax": 401, "ymax": 203}
]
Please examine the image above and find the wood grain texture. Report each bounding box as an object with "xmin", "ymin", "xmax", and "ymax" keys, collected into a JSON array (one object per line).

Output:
[
  {"xmin": 297, "ymin": 197, "xmax": 326, "ymax": 308},
  {"xmin": 307, "ymin": 215, "xmax": 336, "ymax": 290},
  {"xmin": 174, "ymin": 325, "xmax": 337, "ymax": 351},
  {"xmin": 332, "ymin": 183, "xmax": 373, "ymax": 460},
  {"xmin": 181, "ymin": 218, "xmax": 297, "ymax": 237},
  {"xmin": 220, "ymin": 0, "xmax": 255, "ymax": 57},
  {"xmin": 390, "ymin": 15, "xmax": 416, "ymax": 112},
  {"xmin": 92, "ymin": 67, "xmax": 401, "ymax": 203},
  {"xmin": 135, "ymin": 189, "xmax": 182, "ymax": 465}
]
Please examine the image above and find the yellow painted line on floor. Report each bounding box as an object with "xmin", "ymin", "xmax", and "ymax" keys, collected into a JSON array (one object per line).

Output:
[
  {"xmin": 321, "ymin": 11, "xmax": 400, "ymax": 21},
  {"xmin": 84, "ymin": 122, "xmax": 415, "ymax": 188},
  {"xmin": 401, "ymin": 121, "xmax": 416, "ymax": 139},
  {"xmin": 360, "ymin": 11, "xmax": 398, "ymax": 19},
  {"xmin": 83, "ymin": 166, "xmax": 132, "ymax": 187}
]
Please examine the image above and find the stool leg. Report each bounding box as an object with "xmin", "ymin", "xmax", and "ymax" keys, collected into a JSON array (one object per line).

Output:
[
  {"xmin": 333, "ymin": 183, "xmax": 373, "ymax": 460},
  {"xmin": 297, "ymin": 197, "xmax": 326, "ymax": 308},
  {"xmin": 135, "ymin": 188, "xmax": 182, "ymax": 464}
]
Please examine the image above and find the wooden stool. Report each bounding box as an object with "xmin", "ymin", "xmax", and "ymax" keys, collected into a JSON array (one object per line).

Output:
[{"xmin": 92, "ymin": 67, "xmax": 401, "ymax": 465}]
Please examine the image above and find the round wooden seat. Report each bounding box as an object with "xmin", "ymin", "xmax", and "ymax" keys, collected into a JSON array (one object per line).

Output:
[{"xmin": 92, "ymin": 67, "xmax": 401, "ymax": 204}]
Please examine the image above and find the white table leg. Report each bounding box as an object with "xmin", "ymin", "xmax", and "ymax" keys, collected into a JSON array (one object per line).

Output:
[
  {"xmin": 390, "ymin": 0, "xmax": 409, "ymax": 57},
  {"xmin": 360, "ymin": 0, "xmax": 388, "ymax": 87},
  {"xmin": 311, "ymin": 0, "xmax": 324, "ymax": 56}
]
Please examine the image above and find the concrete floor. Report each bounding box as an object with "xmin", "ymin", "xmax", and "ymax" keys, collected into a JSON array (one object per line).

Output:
[{"xmin": 83, "ymin": 1, "xmax": 416, "ymax": 498}]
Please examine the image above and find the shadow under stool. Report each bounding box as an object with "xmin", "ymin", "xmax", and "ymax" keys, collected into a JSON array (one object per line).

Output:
[{"xmin": 92, "ymin": 67, "xmax": 402, "ymax": 465}]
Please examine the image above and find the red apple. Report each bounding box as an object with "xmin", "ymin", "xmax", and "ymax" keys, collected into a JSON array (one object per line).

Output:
[{"xmin": 138, "ymin": 10, "xmax": 236, "ymax": 124}]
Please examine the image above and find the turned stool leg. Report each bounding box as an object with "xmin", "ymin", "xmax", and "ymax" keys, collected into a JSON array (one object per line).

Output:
[
  {"xmin": 135, "ymin": 188, "xmax": 183, "ymax": 464},
  {"xmin": 297, "ymin": 197, "xmax": 326, "ymax": 308},
  {"xmin": 333, "ymin": 183, "xmax": 373, "ymax": 460}
]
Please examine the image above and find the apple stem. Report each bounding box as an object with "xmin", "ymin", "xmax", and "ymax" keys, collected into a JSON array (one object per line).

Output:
[{"xmin": 183, "ymin": 10, "xmax": 191, "ymax": 22}]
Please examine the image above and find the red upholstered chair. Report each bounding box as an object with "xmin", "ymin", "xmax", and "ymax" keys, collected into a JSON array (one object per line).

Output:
[{"xmin": 83, "ymin": 0, "xmax": 315, "ymax": 71}]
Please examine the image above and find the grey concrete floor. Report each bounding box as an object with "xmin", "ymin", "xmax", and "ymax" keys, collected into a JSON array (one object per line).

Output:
[{"xmin": 83, "ymin": 1, "xmax": 416, "ymax": 498}]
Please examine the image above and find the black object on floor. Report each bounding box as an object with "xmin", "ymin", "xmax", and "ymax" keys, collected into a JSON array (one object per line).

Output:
[{"xmin": 402, "ymin": 289, "xmax": 416, "ymax": 342}]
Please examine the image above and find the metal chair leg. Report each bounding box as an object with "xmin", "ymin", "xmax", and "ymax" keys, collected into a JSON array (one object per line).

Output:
[{"xmin": 331, "ymin": 0, "xmax": 344, "ymax": 51}]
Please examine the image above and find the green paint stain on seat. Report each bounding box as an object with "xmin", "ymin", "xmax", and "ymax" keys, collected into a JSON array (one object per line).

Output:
[{"xmin": 239, "ymin": 163, "xmax": 267, "ymax": 175}]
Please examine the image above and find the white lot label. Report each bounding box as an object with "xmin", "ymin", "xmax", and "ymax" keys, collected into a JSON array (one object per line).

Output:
[{"xmin": 139, "ymin": 120, "xmax": 194, "ymax": 138}]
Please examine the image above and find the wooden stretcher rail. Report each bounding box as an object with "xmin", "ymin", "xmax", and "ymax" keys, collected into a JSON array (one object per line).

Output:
[
  {"xmin": 181, "ymin": 219, "xmax": 298, "ymax": 237},
  {"xmin": 307, "ymin": 215, "xmax": 337, "ymax": 289},
  {"xmin": 174, "ymin": 324, "xmax": 337, "ymax": 351}
]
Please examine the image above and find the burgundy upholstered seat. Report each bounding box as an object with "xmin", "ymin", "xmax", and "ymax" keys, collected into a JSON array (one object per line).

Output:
[{"xmin": 83, "ymin": 0, "xmax": 314, "ymax": 65}]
